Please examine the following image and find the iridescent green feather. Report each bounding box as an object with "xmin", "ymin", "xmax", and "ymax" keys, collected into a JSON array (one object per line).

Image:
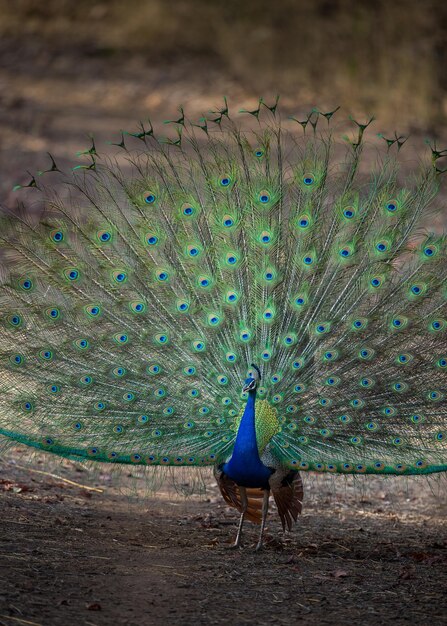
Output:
[{"xmin": 0, "ymin": 106, "xmax": 446, "ymax": 477}]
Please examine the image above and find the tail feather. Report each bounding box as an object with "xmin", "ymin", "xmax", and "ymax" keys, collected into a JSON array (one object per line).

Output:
[{"xmin": 0, "ymin": 104, "xmax": 446, "ymax": 476}]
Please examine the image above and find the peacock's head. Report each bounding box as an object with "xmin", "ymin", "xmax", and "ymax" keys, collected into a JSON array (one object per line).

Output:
[{"xmin": 242, "ymin": 364, "xmax": 261, "ymax": 393}]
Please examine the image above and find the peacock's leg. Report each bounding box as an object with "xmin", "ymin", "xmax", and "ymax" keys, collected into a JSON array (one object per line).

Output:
[
  {"xmin": 231, "ymin": 486, "xmax": 248, "ymax": 548},
  {"xmin": 255, "ymin": 489, "xmax": 270, "ymax": 551}
]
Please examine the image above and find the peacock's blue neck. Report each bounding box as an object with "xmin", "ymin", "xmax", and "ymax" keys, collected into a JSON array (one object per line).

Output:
[{"xmin": 222, "ymin": 389, "xmax": 272, "ymax": 488}]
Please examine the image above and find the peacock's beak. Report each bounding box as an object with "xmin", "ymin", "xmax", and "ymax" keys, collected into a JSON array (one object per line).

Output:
[{"xmin": 242, "ymin": 379, "xmax": 256, "ymax": 392}]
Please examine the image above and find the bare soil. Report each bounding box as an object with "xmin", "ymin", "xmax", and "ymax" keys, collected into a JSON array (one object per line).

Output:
[{"xmin": 1, "ymin": 448, "xmax": 446, "ymax": 626}]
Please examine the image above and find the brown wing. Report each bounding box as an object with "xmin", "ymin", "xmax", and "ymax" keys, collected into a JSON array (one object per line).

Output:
[
  {"xmin": 272, "ymin": 470, "xmax": 303, "ymax": 531},
  {"xmin": 214, "ymin": 467, "xmax": 264, "ymax": 524}
]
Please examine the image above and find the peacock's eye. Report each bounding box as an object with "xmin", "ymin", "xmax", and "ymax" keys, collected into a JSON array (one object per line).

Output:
[
  {"xmin": 51, "ymin": 230, "xmax": 64, "ymax": 242},
  {"xmin": 386, "ymin": 200, "xmax": 397, "ymax": 212},
  {"xmin": 144, "ymin": 193, "xmax": 156, "ymax": 204},
  {"xmin": 19, "ymin": 277, "xmax": 33, "ymax": 290},
  {"xmin": 343, "ymin": 207, "xmax": 355, "ymax": 218}
]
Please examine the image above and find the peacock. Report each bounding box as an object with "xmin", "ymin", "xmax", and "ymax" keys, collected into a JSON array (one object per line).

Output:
[{"xmin": 1, "ymin": 98, "xmax": 446, "ymax": 550}]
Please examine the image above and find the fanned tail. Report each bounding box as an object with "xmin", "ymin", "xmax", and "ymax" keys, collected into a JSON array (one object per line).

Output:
[{"xmin": 0, "ymin": 102, "xmax": 446, "ymax": 476}]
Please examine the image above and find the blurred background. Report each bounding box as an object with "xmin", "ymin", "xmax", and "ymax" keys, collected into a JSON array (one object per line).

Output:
[{"xmin": 1, "ymin": 0, "xmax": 447, "ymax": 197}]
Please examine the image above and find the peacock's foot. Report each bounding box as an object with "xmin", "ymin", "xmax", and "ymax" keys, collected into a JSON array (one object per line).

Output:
[{"xmin": 254, "ymin": 542, "xmax": 264, "ymax": 552}]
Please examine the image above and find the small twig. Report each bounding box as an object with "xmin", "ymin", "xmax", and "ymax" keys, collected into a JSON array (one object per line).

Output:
[
  {"xmin": 0, "ymin": 616, "xmax": 43, "ymax": 626},
  {"xmin": 9, "ymin": 463, "xmax": 103, "ymax": 493},
  {"xmin": 147, "ymin": 564, "xmax": 188, "ymax": 577},
  {"xmin": 82, "ymin": 555, "xmax": 111, "ymax": 560},
  {"xmin": 0, "ymin": 554, "xmax": 29, "ymax": 561}
]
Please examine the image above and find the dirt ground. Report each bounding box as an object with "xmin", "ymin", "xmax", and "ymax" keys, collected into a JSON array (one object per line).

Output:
[
  {"xmin": 1, "ymin": 36, "xmax": 447, "ymax": 626},
  {"xmin": 1, "ymin": 448, "xmax": 447, "ymax": 626}
]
